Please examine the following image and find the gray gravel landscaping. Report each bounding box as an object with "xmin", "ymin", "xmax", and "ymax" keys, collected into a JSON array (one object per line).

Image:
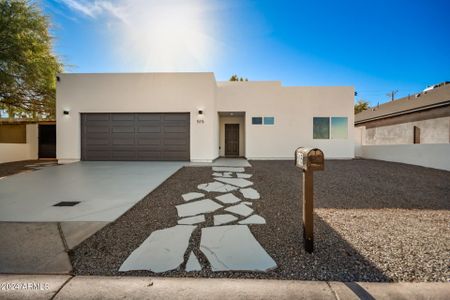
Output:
[
  {"xmin": 0, "ymin": 159, "xmax": 58, "ymax": 178},
  {"xmin": 70, "ymin": 159, "xmax": 450, "ymax": 282}
]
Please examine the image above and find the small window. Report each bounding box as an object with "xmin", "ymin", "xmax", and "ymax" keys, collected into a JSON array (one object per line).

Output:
[
  {"xmin": 263, "ymin": 117, "xmax": 275, "ymax": 125},
  {"xmin": 252, "ymin": 117, "xmax": 263, "ymax": 125},
  {"xmin": 0, "ymin": 124, "xmax": 26, "ymax": 143},
  {"xmin": 331, "ymin": 117, "xmax": 348, "ymax": 139},
  {"xmin": 313, "ymin": 117, "xmax": 330, "ymax": 139}
]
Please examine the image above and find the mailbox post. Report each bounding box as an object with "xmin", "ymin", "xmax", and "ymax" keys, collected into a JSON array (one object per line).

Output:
[{"xmin": 295, "ymin": 147, "xmax": 324, "ymax": 253}]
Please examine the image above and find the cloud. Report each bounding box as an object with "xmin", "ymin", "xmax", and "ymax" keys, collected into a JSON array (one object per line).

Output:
[{"xmin": 58, "ymin": 0, "xmax": 126, "ymax": 21}]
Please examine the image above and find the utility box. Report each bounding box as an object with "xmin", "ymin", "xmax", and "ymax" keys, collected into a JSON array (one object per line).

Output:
[{"xmin": 295, "ymin": 147, "xmax": 324, "ymax": 253}]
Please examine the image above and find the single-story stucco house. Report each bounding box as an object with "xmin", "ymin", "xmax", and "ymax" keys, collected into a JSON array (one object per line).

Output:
[{"xmin": 56, "ymin": 72, "xmax": 354, "ymax": 163}]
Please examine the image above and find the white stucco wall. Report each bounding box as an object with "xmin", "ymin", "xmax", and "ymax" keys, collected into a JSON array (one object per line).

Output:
[
  {"xmin": 216, "ymin": 82, "xmax": 355, "ymax": 159},
  {"xmin": 56, "ymin": 73, "xmax": 218, "ymax": 163},
  {"xmin": 0, "ymin": 124, "xmax": 38, "ymax": 163},
  {"xmin": 57, "ymin": 73, "xmax": 354, "ymax": 162},
  {"xmin": 361, "ymin": 144, "xmax": 450, "ymax": 171}
]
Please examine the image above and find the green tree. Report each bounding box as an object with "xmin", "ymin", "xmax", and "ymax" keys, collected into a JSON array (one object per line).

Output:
[
  {"xmin": 229, "ymin": 74, "xmax": 248, "ymax": 81},
  {"xmin": 0, "ymin": 0, "xmax": 62, "ymax": 120},
  {"xmin": 354, "ymin": 100, "xmax": 370, "ymax": 114}
]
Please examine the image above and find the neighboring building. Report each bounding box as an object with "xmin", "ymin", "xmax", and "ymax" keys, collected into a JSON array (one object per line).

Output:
[
  {"xmin": 56, "ymin": 73, "xmax": 354, "ymax": 163},
  {"xmin": 0, "ymin": 120, "xmax": 56, "ymax": 163},
  {"xmin": 355, "ymin": 82, "xmax": 450, "ymax": 145}
]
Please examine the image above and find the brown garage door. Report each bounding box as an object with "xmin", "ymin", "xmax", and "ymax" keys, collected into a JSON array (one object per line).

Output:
[{"xmin": 81, "ymin": 113, "xmax": 190, "ymax": 161}]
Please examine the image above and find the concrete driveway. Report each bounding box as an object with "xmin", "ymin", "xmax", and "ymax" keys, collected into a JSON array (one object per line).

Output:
[
  {"xmin": 0, "ymin": 161, "xmax": 184, "ymax": 274},
  {"xmin": 0, "ymin": 161, "xmax": 184, "ymax": 222}
]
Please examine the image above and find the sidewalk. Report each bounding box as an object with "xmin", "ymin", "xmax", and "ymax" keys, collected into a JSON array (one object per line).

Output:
[{"xmin": 1, "ymin": 275, "xmax": 449, "ymax": 300}]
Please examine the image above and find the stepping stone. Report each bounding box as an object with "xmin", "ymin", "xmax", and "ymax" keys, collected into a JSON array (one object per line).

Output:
[
  {"xmin": 178, "ymin": 215, "xmax": 205, "ymax": 225},
  {"xmin": 212, "ymin": 172, "xmax": 233, "ymax": 178},
  {"xmin": 182, "ymin": 192, "xmax": 205, "ymax": 202},
  {"xmin": 197, "ymin": 181, "xmax": 239, "ymax": 193},
  {"xmin": 214, "ymin": 214, "xmax": 238, "ymax": 225},
  {"xmin": 200, "ymin": 225, "xmax": 277, "ymax": 271},
  {"xmin": 237, "ymin": 173, "xmax": 253, "ymax": 179},
  {"xmin": 119, "ymin": 225, "xmax": 195, "ymax": 273},
  {"xmin": 224, "ymin": 203, "xmax": 254, "ymax": 217},
  {"xmin": 240, "ymin": 188, "xmax": 260, "ymax": 200},
  {"xmin": 176, "ymin": 199, "xmax": 223, "ymax": 218},
  {"xmin": 185, "ymin": 251, "xmax": 202, "ymax": 272},
  {"xmin": 239, "ymin": 214, "xmax": 266, "ymax": 225},
  {"xmin": 214, "ymin": 177, "xmax": 253, "ymax": 188},
  {"xmin": 215, "ymin": 193, "xmax": 241, "ymax": 204},
  {"xmin": 243, "ymin": 201, "xmax": 253, "ymax": 205},
  {"xmin": 212, "ymin": 167, "xmax": 245, "ymax": 173}
]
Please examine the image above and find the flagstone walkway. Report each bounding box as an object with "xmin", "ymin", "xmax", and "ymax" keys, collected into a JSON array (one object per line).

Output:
[{"xmin": 119, "ymin": 167, "xmax": 276, "ymax": 273}]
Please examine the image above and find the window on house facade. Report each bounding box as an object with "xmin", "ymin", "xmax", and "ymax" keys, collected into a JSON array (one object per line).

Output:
[
  {"xmin": 313, "ymin": 117, "xmax": 330, "ymax": 139},
  {"xmin": 0, "ymin": 124, "xmax": 26, "ymax": 143},
  {"xmin": 252, "ymin": 117, "xmax": 263, "ymax": 125},
  {"xmin": 263, "ymin": 117, "xmax": 275, "ymax": 125},
  {"xmin": 330, "ymin": 117, "xmax": 348, "ymax": 139}
]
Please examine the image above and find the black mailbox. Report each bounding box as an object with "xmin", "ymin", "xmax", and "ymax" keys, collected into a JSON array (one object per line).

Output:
[{"xmin": 294, "ymin": 146, "xmax": 325, "ymax": 253}]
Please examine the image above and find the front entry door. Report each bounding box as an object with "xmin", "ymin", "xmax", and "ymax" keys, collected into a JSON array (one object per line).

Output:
[{"xmin": 225, "ymin": 124, "xmax": 239, "ymax": 157}]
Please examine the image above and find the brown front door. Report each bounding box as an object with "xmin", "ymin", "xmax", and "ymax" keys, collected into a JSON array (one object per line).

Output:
[{"xmin": 225, "ymin": 124, "xmax": 239, "ymax": 157}]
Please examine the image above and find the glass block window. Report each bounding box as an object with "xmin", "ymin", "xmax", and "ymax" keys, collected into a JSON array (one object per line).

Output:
[
  {"xmin": 263, "ymin": 117, "xmax": 275, "ymax": 125},
  {"xmin": 252, "ymin": 117, "xmax": 263, "ymax": 125},
  {"xmin": 331, "ymin": 117, "xmax": 348, "ymax": 139},
  {"xmin": 313, "ymin": 117, "xmax": 330, "ymax": 139}
]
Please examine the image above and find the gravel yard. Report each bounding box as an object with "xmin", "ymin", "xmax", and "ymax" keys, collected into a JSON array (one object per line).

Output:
[
  {"xmin": 70, "ymin": 159, "xmax": 450, "ymax": 282},
  {"xmin": 0, "ymin": 160, "xmax": 58, "ymax": 178}
]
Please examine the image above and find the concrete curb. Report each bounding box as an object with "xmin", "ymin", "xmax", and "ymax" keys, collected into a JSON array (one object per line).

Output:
[{"xmin": 0, "ymin": 275, "xmax": 449, "ymax": 300}]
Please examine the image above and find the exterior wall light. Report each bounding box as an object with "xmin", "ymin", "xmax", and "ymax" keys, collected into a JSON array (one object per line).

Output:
[
  {"xmin": 197, "ymin": 109, "xmax": 205, "ymax": 124},
  {"xmin": 63, "ymin": 109, "xmax": 70, "ymax": 115}
]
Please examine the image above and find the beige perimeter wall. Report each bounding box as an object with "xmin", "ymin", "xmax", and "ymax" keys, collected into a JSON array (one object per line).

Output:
[{"xmin": 0, "ymin": 124, "xmax": 38, "ymax": 163}]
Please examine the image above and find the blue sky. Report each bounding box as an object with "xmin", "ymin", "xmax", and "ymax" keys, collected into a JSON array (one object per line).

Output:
[{"xmin": 42, "ymin": 0, "xmax": 450, "ymax": 106}]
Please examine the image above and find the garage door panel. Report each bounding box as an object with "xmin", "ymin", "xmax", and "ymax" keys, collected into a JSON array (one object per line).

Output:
[
  {"xmin": 137, "ymin": 114, "xmax": 162, "ymax": 121},
  {"xmin": 164, "ymin": 139, "xmax": 188, "ymax": 145},
  {"xmin": 137, "ymin": 139, "xmax": 162, "ymax": 146},
  {"xmin": 110, "ymin": 120, "xmax": 135, "ymax": 127},
  {"xmin": 84, "ymin": 151, "xmax": 111, "ymax": 159},
  {"xmin": 112, "ymin": 127, "xmax": 135, "ymax": 133},
  {"xmin": 85, "ymin": 114, "xmax": 110, "ymax": 121},
  {"xmin": 81, "ymin": 113, "xmax": 189, "ymax": 161},
  {"xmin": 164, "ymin": 126, "xmax": 188, "ymax": 133},
  {"xmin": 84, "ymin": 132, "xmax": 109, "ymax": 139},
  {"xmin": 136, "ymin": 133, "xmax": 163, "ymax": 140},
  {"xmin": 111, "ymin": 136, "xmax": 134, "ymax": 142},
  {"xmin": 163, "ymin": 114, "xmax": 189, "ymax": 121},
  {"xmin": 137, "ymin": 151, "xmax": 162, "ymax": 159},
  {"xmin": 112, "ymin": 151, "xmax": 137, "ymax": 159},
  {"xmin": 112, "ymin": 138, "xmax": 135, "ymax": 145},
  {"xmin": 85, "ymin": 139, "xmax": 110, "ymax": 146},
  {"xmin": 86, "ymin": 126, "xmax": 109, "ymax": 133},
  {"xmin": 84, "ymin": 120, "xmax": 110, "ymax": 127},
  {"xmin": 164, "ymin": 145, "xmax": 189, "ymax": 152},
  {"xmin": 111, "ymin": 114, "xmax": 135, "ymax": 121},
  {"xmin": 164, "ymin": 133, "xmax": 189, "ymax": 140},
  {"xmin": 137, "ymin": 126, "xmax": 161, "ymax": 133}
]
